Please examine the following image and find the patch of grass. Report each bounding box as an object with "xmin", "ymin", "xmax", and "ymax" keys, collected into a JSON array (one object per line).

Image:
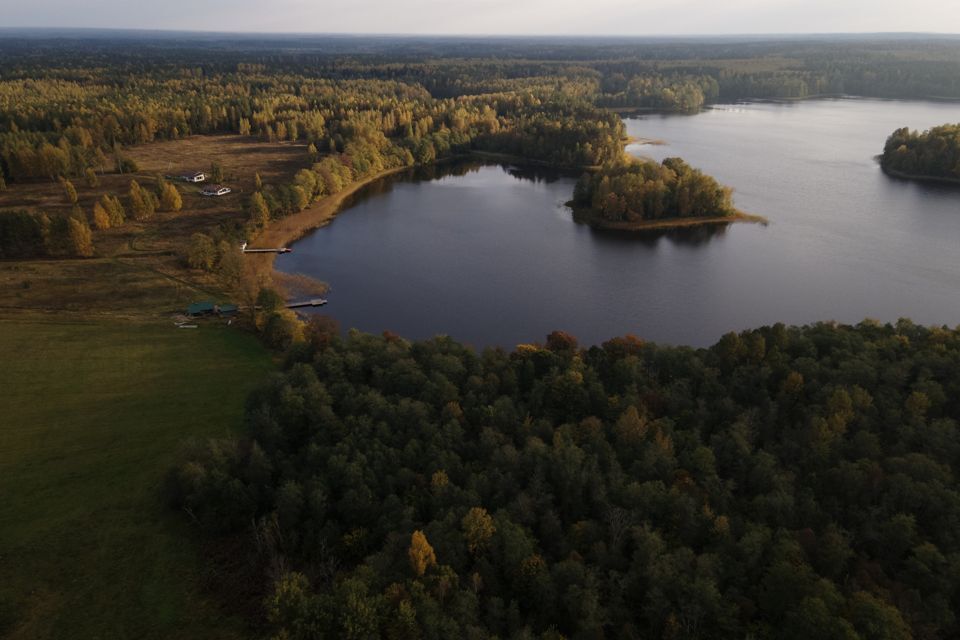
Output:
[{"xmin": 0, "ymin": 318, "xmax": 273, "ymax": 639}]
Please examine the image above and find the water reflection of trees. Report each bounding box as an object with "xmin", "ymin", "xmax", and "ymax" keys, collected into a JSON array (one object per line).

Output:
[
  {"xmin": 417, "ymin": 159, "xmax": 575, "ymax": 184},
  {"xmin": 504, "ymin": 164, "xmax": 575, "ymax": 184},
  {"xmin": 412, "ymin": 160, "xmax": 486, "ymax": 182},
  {"xmin": 588, "ymin": 221, "xmax": 730, "ymax": 247},
  {"xmin": 344, "ymin": 159, "xmax": 733, "ymax": 247},
  {"xmin": 342, "ymin": 159, "xmax": 572, "ymax": 210}
]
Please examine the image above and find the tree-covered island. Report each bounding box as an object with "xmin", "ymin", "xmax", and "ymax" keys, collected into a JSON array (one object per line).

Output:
[
  {"xmin": 570, "ymin": 157, "xmax": 766, "ymax": 230},
  {"xmin": 880, "ymin": 123, "xmax": 960, "ymax": 184}
]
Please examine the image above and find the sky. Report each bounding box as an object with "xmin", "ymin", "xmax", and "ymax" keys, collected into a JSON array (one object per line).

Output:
[{"xmin": 3, "ymin": 0, "xmax": 960, "ymax": 35}]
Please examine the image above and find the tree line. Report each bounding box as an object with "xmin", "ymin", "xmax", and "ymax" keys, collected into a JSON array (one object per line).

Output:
[
  {"xmin": 170, "ymin": 319, "xmax": 960, "ymax": 639},
  {"xmin": 0, "ymin": 208, "xmax": 92, "ymax": 258},
  {"xmin": 5, "ymin": 36, "xmax": 960, "ymax": 185},
  {"xmin": 0, "ymin": 175, "xmax": 184, "ymax": 258}
]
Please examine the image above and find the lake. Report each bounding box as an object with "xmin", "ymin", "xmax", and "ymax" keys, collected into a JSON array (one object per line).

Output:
[{"xmin": 278, "ymin": 98, "xmax": 960, "ymax": 348}]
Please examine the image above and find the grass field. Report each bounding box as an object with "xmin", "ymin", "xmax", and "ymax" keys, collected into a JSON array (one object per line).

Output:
[{"xmin": 0, "ymin": 318, "xmax": 273, "ymax": 639}]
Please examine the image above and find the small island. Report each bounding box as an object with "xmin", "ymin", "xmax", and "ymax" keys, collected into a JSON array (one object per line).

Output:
[
  {"xmin": 880, "ymin": 123, "xmax": 960, "ymax": 184},
  {"xmin": 569, "ymin": 157, "xmax": 766, "ymax": 231}
]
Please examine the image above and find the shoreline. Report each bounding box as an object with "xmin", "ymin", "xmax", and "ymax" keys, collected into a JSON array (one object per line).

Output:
[
  {"xmin": 259, "ymin": 139, "xmax": 765, "ymax": 284},
  {"xmin": 253, "ymin": 165, "xmax": 412, "ymax": 280},
  {"xmin": 572, "ymin": 207, "xmax": 768, "ymax": 231},
  {"xmin": 258, "ymin": 151, "xmax": 606, "ymax": 282},
  {"xmin": 880, "ymin": 165, "xmax": 960, "ymax": 187}
]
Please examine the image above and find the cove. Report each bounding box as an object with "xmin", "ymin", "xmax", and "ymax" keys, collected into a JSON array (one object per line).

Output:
[{"xmin": 278, "ymin": 98, "xmax": 960, "ymax": 348}]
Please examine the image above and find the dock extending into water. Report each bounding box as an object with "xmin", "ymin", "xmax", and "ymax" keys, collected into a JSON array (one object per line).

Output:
[
  {"xmin": 241, "ymin": 242, "xmax": 291, "ymax": 254},
  {"xmin": 286, "ymin": 299, "xmax": 328, "ymax": 309},
  {"xmin": 242, "ymin": 247, "xmax": 292, "ymax": 254}
]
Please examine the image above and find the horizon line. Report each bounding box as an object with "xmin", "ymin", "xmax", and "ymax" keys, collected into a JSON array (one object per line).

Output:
[{"xmin": 1, "ymin": 27, "xmax": 960, "ymax": 39}]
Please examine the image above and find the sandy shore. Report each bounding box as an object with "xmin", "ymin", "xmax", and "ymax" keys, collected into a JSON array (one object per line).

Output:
[
  {"xmin": 576, "ymin": 209, "xmax": 768, "ymax": 231},
  {"xmin": 250, "ymin": 165, "xmax": 410, "ymax": 280}
]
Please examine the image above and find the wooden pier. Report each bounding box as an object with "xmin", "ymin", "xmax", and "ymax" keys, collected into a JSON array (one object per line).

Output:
[
  {"xmin": 242, "ymin": 247, "xmax": 292, "ymax": 254},
  {"xmin": 286, "ymin": 298, "xmax": 328, "ymax": 309},
  {"xmin": 241, "ymin": 242, "xmax": 291, "ymax": 254}
]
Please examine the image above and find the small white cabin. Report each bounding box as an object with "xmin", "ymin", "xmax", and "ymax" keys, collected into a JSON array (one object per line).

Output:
[
  {"xmin": 201, "ymin": 184, "xmax": 232, "ymax": 197},
  {"xmin": 180, "ymin": 171, "xmax": 206, "ymax": 183}
]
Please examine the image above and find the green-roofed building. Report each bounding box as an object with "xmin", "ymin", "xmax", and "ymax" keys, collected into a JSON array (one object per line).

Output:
[
  {"xmin": 186, "ymin": 301, "xmax": 215, "ymax": 317},
  {"xmin": 217, "ymin": 303, "xmax": 239, "ymax": 317}
]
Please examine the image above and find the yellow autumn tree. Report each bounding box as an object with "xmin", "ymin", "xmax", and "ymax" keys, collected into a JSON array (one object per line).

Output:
[
  {"xmin": 408, "ymin": 530, "xmax": 436, "ymax": 577},
  {"xmin": 462, "ymin": 507, "xmax": 496, "ymax": 555},
  {"xmin": 160, "ymin": 182, "xmax": 182, "ymax": 212},
  {"xmin": 615, "ymin": 405, "xmax": 649, "ymax": 446},
  {"xmin": 67, "ymin": 217, "xmax": 94, "ymax": 257},
  {"xmin": 91, "ymin": 201, "xmax": 111, "ymax": 230},
  {"xmin": 430, "ymin": 470, "xmax": 449, "ymax": 492}
]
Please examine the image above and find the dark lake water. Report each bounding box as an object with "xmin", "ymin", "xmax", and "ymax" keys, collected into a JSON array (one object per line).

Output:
[{"xmin": 279, "ymin": 98, "xmax": 960, "ymax": 348}]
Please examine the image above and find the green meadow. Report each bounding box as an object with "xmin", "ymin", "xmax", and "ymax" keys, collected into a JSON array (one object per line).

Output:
[{"xmin": 0, "ymin": 319, "xmax": 273, "ymax": 639}]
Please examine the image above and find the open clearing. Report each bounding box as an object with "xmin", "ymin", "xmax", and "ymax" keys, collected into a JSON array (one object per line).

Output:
[
  {"xmin": 0, "ymin": 318, "xmax": 273, "ymax": 639},
  {"xmin": 0, "ymin": 135, "xmax": 309, "ymax": 316}
]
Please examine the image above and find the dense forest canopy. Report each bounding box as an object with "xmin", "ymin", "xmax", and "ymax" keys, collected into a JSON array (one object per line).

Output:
[
  {"xmin": 881, "ymin": 123, "xmax": 960, "ymax": 181},
  {"xmin": 0, "ymin": 55, "xmax": 624, "ymax": 184},
  {"xmin": 3, "ymin": 33, "xmax": 960, "ymax": 184},
  {"xmin": 572, "ymin": 158, "xmax": 736, "ymax": 223},
  {"xmin": 172, "ymin": 319, "xmax": 960, "ymax": 639}
]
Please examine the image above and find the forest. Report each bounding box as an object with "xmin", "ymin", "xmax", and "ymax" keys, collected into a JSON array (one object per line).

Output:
[
  {"xmin": 571, "ymin": 158, "xmax": 736, "ymax": 223},
  {"xmin": 880, "ymin": 123, "xmax": 960, "ymax": 182},
  {"xmin": 5, "ymin": 33, "xmax": 960, "ymax": 639},
  {"xmin": 171, "ymin": 319, "xmax": 960, "ymax": 639},
  {"xmin": 4, "ymin": 35, "xmax": 960, "ymax": 251}
]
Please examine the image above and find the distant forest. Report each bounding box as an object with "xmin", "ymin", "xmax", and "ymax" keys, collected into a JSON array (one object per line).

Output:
[
  {"xmin": 3, "ymin": 35, "xmax": 960, "ymax": 254},
  {"xmin": 172, "ymin": 319, "xmax": 960, "ymax": 639},
  {"xmin": 881, "ymin": 123, "xmax": 960, "ymax": 182},
  {"xmin": 3, "ymin": 34, "xmax": 960, "ymax": 185}
]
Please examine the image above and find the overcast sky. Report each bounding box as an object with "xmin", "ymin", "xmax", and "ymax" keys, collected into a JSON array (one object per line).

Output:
[{"xmin": 4, "ymin": 0, "xmax": 960, "ymax": 35}]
